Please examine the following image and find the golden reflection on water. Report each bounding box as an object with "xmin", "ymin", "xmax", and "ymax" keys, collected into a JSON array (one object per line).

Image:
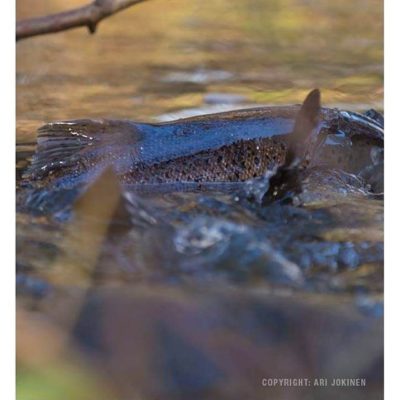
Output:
[{"xmin": 17, "ymin": 0, "xmax": 382, "ymax": 143}]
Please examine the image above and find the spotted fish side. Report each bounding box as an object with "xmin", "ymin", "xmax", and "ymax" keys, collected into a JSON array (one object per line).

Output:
[{"xmin": 122, "ymin": 137, "xmax": 288, "ymax": 184}]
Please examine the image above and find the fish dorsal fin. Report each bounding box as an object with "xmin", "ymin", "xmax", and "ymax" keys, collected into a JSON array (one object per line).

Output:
[
  {"xmin": 286, "ymin": 89, "xmax": 321, "ymax": 165},
  {"xmin": 261, "ymin": 89, "xmax": 321, "ymax": 205}
]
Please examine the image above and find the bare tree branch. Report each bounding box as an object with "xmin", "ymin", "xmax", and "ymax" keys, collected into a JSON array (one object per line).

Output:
[{"xmin": 16, "ymin": 0, "xmax": 149, "ymax": 41}]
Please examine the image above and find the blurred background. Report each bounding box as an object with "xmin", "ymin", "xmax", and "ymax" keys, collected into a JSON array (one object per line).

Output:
[{"xmin": 17, "ymin": 0, "xmax": 383, "ymax": 141}]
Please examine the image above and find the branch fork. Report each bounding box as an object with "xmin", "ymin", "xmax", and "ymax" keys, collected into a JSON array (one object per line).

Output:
[{"xmin": 16, "ymin": 0, "xmax": 148, "ymax": 41}]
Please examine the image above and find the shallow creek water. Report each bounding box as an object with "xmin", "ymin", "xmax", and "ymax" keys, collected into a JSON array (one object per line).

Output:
[{"xmin": 16, "ymin": 1, "xmax": 383, "ymax": 399}]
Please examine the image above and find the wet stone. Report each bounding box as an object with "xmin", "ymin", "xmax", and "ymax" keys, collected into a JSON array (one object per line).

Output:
[{"xmin": 338, "ymin": 243, "xmax": 361, "ymax": 270}]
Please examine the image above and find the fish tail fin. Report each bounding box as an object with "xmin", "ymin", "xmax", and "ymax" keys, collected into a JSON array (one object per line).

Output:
[
  {"xmin": 23, "ymin": 119, "xmax": 141, "ymax": 181},
  {"xmin": 25, "ymin": 120, "xmax": 96, "ymax": 180}
]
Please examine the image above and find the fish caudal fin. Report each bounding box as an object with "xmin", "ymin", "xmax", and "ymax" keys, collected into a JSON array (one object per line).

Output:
[
  {"xmin": 25, "ymin": 120, "xmax": 96, "ymax": 180},
  {"xmin": 24, "ymin": 119, "xmax": 142, "ymax": 181}
]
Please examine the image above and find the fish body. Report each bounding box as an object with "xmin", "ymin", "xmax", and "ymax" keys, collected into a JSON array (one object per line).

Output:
[{"xmin": 24, "ymin": 103, "xmax": 383, "ymax": 189}]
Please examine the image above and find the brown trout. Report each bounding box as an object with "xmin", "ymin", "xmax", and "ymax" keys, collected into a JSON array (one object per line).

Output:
[{"xmin": 23, "ymin": 90, "xmax": 383, "ymax": 194}]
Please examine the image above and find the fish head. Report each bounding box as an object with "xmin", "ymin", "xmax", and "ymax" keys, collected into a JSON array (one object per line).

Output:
[{"xmin": 312, "ymin": 109, "xmax": 384, "ymax": 193}]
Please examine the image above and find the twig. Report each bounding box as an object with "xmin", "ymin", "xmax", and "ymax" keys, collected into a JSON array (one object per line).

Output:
[{"xmin": 16, "ymin": 0, "xmax": 148, "ymax": 41}]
